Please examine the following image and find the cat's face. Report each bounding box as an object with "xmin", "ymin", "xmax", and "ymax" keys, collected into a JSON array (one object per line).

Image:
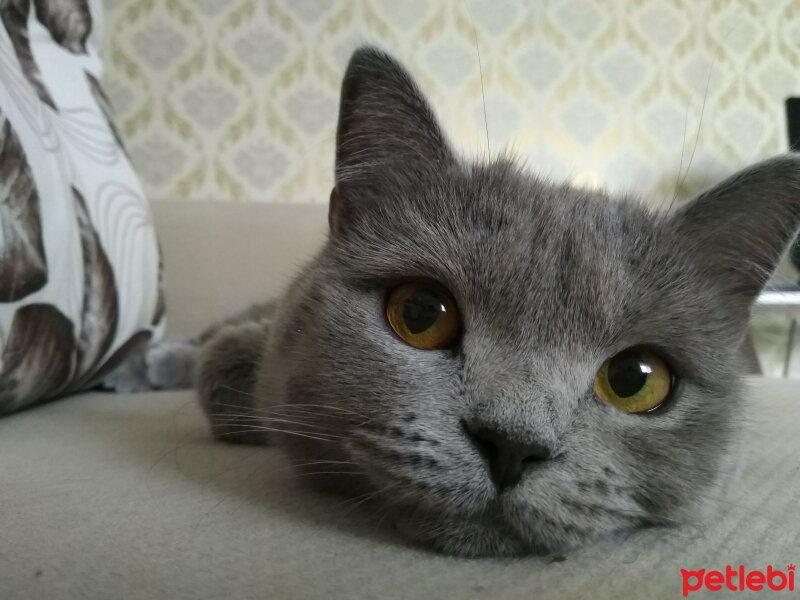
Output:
[{"xmin": 259, "ymin": 48, "xmax": 800, "ymax": 557}]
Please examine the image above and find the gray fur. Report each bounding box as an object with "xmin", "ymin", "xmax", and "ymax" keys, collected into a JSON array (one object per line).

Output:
[
  {"xmin": 102, "ymin": 301, "xmax": 277, "ymax": 393},
  {"xmin": 190, "ymin": 48, "xmax": 800, "ymax": 556},
  {"xmin": 101, "ymin": 340, "xmax": 197, "ymax": 392}
]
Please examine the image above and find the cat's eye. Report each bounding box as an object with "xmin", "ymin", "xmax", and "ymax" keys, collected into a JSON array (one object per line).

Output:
[
  {"xmin": 386, "ymin": 283, "xmax": 461, "ymax": 349},
  {"xmin": 593, "ymin": 348, "xmax": 672, "ymax": 413}
]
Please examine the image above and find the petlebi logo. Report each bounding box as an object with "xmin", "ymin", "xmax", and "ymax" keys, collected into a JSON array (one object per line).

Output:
[{"xmin": 681, "ymin": 564, "xmax": 795, "ymax": 596}]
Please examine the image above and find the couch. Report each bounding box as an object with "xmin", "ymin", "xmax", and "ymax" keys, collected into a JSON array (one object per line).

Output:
[{"xmin": 1, "ymin": 202, "xmax": 798, "ymax": 599}]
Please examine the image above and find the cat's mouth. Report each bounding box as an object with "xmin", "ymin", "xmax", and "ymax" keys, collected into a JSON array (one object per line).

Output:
[
  {"xmin": 340, "ymin": 440, "xmax": 643, "ymax": 556},
  {"xmin": 380, "ymin": 485, "xmax": 643, "ymax": 557},
  {"xmin": 369, "ymin": 486, "xmax": 591, "ymax": 557}
]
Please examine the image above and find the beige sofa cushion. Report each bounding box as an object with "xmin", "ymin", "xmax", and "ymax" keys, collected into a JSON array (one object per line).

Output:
[
  {"xmin": 151, "ymin": 201, "xmax": 327, "ymax": 338},
  {"xmin": 0, "ymin": 379, "xmax": 798, "ymax": 599}
]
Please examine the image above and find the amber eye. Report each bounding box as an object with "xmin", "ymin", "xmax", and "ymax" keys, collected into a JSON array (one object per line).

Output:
[
  {"xmin": 386, "ymin": 283, "xmax": 461, "ymax": 349},
  {"xmin": 593, "ymin": 348, "xmax": 672, "ymax": 413}
]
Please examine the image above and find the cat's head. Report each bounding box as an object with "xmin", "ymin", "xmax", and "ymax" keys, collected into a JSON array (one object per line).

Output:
[{"xmin": 262, "ymin": 47, "xmax": 800, "ymax": 556}]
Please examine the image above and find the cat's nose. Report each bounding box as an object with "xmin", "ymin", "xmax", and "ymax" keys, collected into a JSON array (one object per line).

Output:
[{"xmin": 465, "ymin": 426, "xmax": 552, "ymax": 491}]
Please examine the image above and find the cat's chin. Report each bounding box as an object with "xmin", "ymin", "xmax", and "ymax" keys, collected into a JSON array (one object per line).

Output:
[
  {"xmin": 304, "ymin": 476, "xmax": 616, "ymax": 557},
  {"xmin": 291, "ymin": 460, "xmax": 633, "ymax": 557},
  {"xmin": 396, "ymin": 509, "xmax": 533, "ymax": 557},
  {"xmin": 386, "ymin": 500, "xmax": 597, "ymax": 558}
]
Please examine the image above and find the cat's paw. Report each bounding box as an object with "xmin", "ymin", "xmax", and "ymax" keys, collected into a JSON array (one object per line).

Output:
[
  {"xmin": 145, "ymin": 340, "xmax": 197, "ymax": 389},
  {"xmin": 196, "ymin": 321, "xmax": 271, "ymax": 445},
  {"xmin": 102, "ymin": 340, "xmax": 198, "ymax": 392}
]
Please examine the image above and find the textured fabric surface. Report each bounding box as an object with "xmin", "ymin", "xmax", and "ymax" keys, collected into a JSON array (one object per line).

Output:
[
  {"xmin": 150, "ymin": 201, "xmax": 326, "ymax": 339},
  {"xmin": 0, "ymin": 0, "xmax": 163, "ymax": 414},
  {"xmin": 0, "ymin": 379, "xmax": 798, "ymax": 599},
  {"xmin": 102, "ymin": 0, "xmax": 799, "ymax": 205}
]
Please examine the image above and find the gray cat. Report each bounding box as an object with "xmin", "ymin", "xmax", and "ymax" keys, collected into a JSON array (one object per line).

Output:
[{"xmin": 118, "ymin": 47, "xmax": 800, "ymax": 557}]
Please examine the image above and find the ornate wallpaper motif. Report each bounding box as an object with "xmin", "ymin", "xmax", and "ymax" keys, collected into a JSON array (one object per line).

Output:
[{"xmin": 102, "ymin": 0, "xmax": 800, "ymax": 205}]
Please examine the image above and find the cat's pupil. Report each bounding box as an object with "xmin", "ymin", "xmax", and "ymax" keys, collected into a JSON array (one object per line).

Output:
[
  {"xmin": 403, "ymin": 289, "xmax": 445, "ymax": 334},
  {"xmin": 607, "ymin": 350, "xmax": 651, "ymax": 398}
]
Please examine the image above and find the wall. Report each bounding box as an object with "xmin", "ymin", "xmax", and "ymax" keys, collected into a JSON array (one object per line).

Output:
[{"xmin": 102, "ymin": 0, "xmax": 800, "ymax": 205}]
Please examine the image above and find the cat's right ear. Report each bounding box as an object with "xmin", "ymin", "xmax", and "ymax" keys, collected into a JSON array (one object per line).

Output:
[{"xmin": 329, "ymin": 47, "xmax": 457, "ymax": 234}]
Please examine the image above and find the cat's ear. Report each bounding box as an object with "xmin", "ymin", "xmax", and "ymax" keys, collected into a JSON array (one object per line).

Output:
[
  {"xmin": 670, "ymin": 154, "xmax": 800, "ymax": 301},
  {"xmin": 330, "ymin": 47, "xmax": 457, "ymax": 233}
]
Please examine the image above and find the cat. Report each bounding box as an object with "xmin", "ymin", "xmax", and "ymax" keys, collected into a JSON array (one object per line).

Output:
[{"xmin": 112, "ymin": 47, "xmax": 800, "ymax": 557}]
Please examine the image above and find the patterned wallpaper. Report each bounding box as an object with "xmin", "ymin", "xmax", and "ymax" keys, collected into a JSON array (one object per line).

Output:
[{"xmin": 101, "ymin": 0, "xmax": 800, "ymax": 205}]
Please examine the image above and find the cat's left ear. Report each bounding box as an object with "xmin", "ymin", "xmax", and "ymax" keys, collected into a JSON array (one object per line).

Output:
[
  {"xmin": 329, "ymin": 47, "xmax": 457, "ymax": 233},
  {"xmin": 670, "ymin": 154, "xmax": 800, "ymax": 302}
]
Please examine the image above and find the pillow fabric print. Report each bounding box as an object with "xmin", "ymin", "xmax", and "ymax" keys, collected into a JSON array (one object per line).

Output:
[{"xmin": 0, "ymin": 0, "xmax": 164, "ymax": 415}]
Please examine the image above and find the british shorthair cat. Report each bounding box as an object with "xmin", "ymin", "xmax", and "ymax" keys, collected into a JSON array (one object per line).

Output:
[{"xmin": 134, "ymin": 47, "xmax": 800, "ymax": 556}]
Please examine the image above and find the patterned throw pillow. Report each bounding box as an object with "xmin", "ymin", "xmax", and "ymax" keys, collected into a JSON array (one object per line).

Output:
[{"xmin": 0, "ymin": 0, "xmax": 164, "ymax": 414}]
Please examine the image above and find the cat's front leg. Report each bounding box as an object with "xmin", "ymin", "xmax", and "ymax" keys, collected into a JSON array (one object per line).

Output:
[{"xmin": 196, "ymin": 320, "xmax": 271, "ymax": 445}]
